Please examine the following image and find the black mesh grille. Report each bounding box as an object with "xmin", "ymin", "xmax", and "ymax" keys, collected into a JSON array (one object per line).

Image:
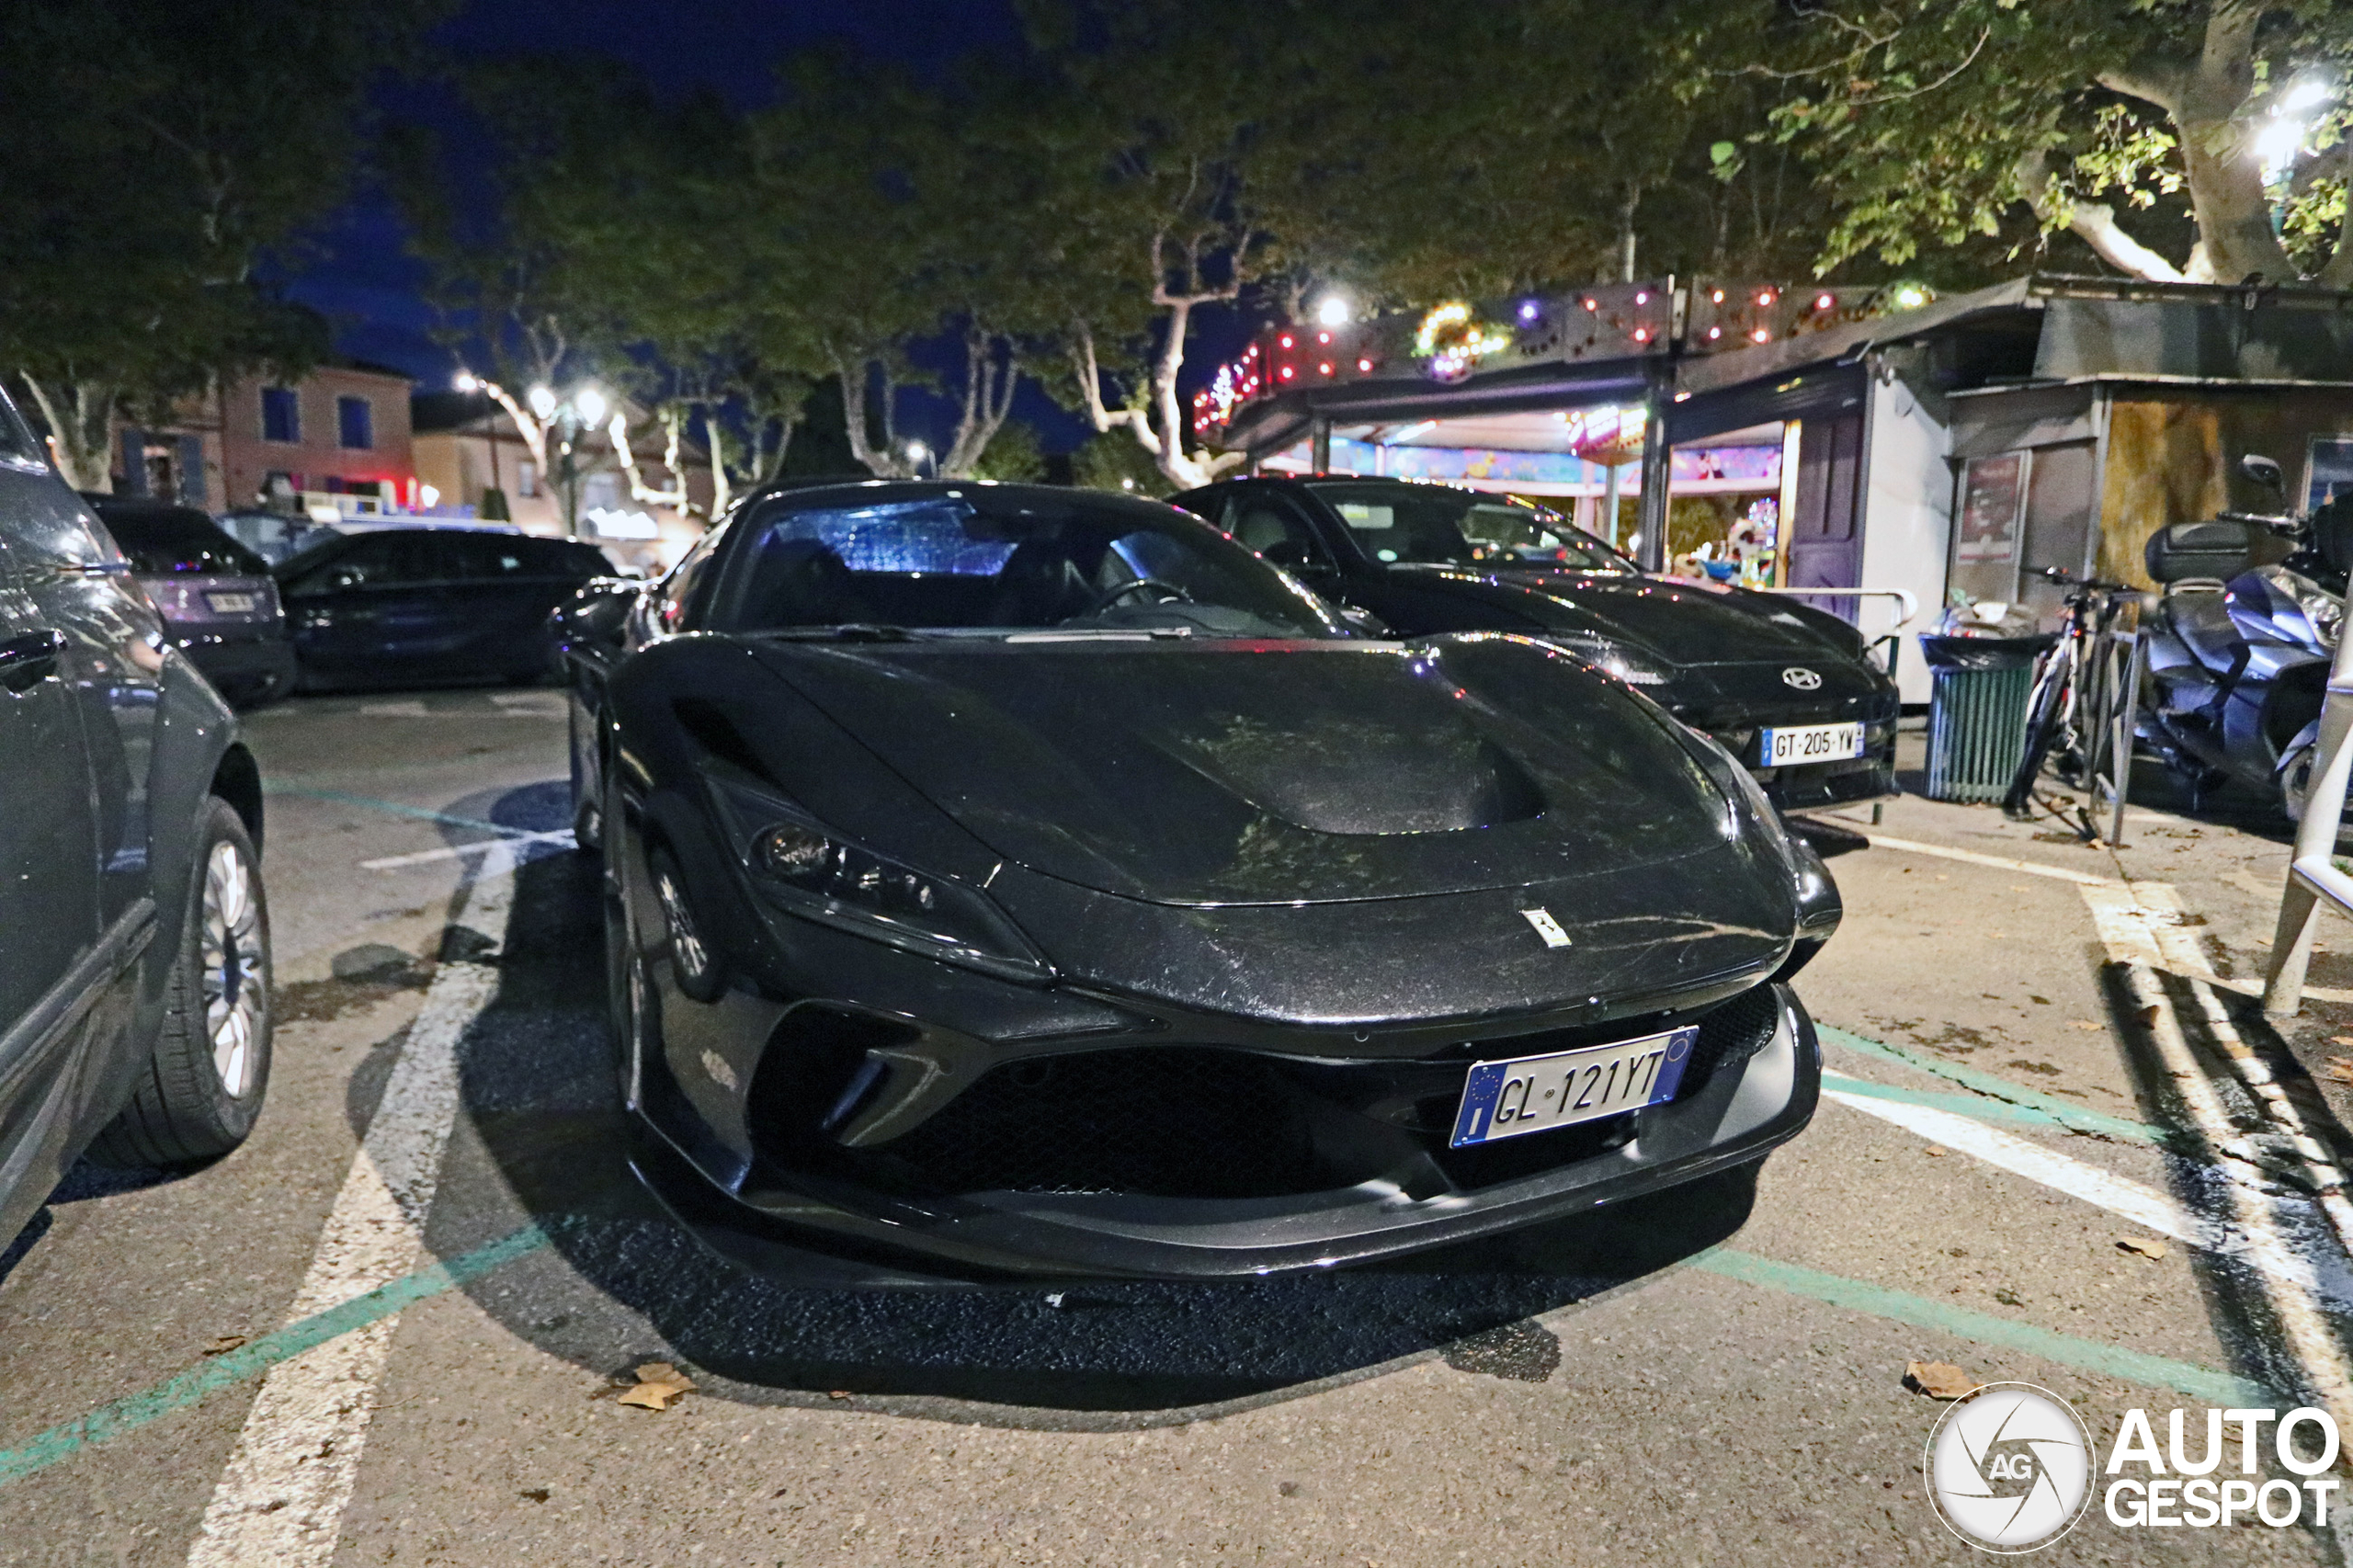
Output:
[
  {"xmin": 870, "ymin": 1049, "xmax": 1329, "ymax": 1199},
  {"xmin": 846, "ymin": 985, "xmax": 1787, "ymax": 1200},
  {"xmin": 1685, "ymin": 983, "xmax": 1783, "ymax": 1087}
]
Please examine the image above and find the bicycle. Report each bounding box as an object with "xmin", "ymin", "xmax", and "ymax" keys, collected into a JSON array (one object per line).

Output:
[{"xmin": 2001, "ymin": 567, "xmax": 2143, "ymax": 828}]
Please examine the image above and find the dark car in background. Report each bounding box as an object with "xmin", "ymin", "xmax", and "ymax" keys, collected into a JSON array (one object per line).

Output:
[
  {"xmin": 275, "ymin": 526, "xmax": 614, "ymax": 691},
  {"xmin": 215, "ymin": 506, "xmax": 337, "ymax": 567},
  {"xmin": 558, "ymin": 479, "xmax": 1836, "ymax": 1281},
  {"xmin": 4, "ymin": 396, "xmax": 275, "ymax": 1255},
  {"xmin": 85, "ymin": 497, "xmax": 297, "ymax": 708},
  {"xmin": 1173, "ymin": 476, "xmax": 1900, "ymax": 813}
]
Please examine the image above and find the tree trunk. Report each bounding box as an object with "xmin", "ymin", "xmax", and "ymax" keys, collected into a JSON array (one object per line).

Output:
[
  {"xmin": 834, "ymin": 355, "xmax": 912, "ymax": 478},
  {"xmin": 1618, "ymin": 182, "xmax": 1641, "ymax": 282},
  {"xmin": 20, "ymin": 376, "xmax": 114, "ymax": 491}
]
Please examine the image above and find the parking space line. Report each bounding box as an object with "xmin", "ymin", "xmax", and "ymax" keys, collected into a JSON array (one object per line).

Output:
[
  {"xmin": 1824, "ymin": 1089, "xmax": 2353, "ymax": 1312},
  {"xmin": 1841, "ymin": 830, "xmax": 2116, "ymax": 886},
  {"xmin": 359, "ymin": 829, "xmax": 574, "ymax": 870},
  {"xmin": 183, "ymin": 845, "xmax": 517, "ymax": 1568},
  {"xmin": 1692, "ymin": 1249, "xmax": 2276, "ymax": 1407},
  {"xmin": 1820, "ymin": 1072, "xmax": 2154, "ymax": 1138},
  {"xmin": 264, "ymin": 785, "xmax": 517, "ymax": 837},
  {"xmin": 2077, "ymin": 882, "xmax": 2353, "ymax": 1424},
  {"xmin": 1816, "ymin": 1023, "xmax": 2160, "ymax": 1143},
  {"xmin": 0, "ymin": 1225, "xmax": 550, "ymax": 1492}
]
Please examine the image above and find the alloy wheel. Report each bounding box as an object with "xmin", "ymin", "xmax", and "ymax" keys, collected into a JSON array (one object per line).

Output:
[{"xmin": 201, "ymin": 840, "xmax": 265, "ymax": 1098}]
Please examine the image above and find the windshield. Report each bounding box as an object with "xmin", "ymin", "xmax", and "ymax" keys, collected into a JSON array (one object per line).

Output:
[
  {"xmin": 91, "ymin": 504, "xmax": 269, "ymax": 576},
  {"xmin": 1307, "ymin": 482, "xmax": 1635, "ymax": 573},
  {"xmin": 707, "ymin": 490, "xmax": 1343, "ymax": 639}
]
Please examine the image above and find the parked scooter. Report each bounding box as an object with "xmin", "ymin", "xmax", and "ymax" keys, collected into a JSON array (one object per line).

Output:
[{"xmin": 2138, "ymin": 454, "xmax": 2353, "ymax": 821}]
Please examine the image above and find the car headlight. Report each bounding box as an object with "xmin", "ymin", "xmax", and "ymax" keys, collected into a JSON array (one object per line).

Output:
[
  {"xmin": 707, "ymin": 778, "xmax": 1051, "ymax": 983},
  {"xmin": 1541, "ymin": 632, "xmax": 1670, "ymax": 687}
]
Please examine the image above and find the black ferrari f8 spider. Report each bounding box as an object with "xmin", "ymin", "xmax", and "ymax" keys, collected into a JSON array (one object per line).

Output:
[{"xmin": 558, "ymin": 480, "xmax": 1837, "ymax": 1280}]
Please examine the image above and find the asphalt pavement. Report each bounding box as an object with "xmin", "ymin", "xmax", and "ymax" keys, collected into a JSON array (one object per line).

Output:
[{"xmin": 5, "ymin": 690, "xmax": 2353, "ymax": 1564}]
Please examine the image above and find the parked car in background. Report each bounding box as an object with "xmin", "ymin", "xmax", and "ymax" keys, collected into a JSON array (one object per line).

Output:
[
  {"xmin": 274, "ymin": 526, "xmax": 614, "ymax": 690},
  {"xmin": 83, "ymin": 496, "xmax": 298, "ymax": 708},
  {"xmin": 557, "ymin": 479, "xmax": 1835, "ymax": 1280},
  {"xmin": 215, "ymin": 507, "xmax": 337, "ymax": 566},
  {"xmin": 1172, "ymin": 476, "xmax": 1900, "ymax": 813},
  {"xmin": 4, "ymin": 397, "xmax": 275, "ymax": 1254}
]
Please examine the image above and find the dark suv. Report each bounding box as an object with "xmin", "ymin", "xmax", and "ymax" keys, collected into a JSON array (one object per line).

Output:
[
  {"xmin": 275, "ymin": 526, "xmax": 614, "ymax": 689},
  {"xmin": 85, "ymin": 496, "xmax": 297, "ymax": 707},
  {"xmin": 2, "ymin": 396, "xmax": 274, "ymax": 1254},
  {"xmin": 1173, "ymin": 475, "xmax": 1899, "ymax": 812}
]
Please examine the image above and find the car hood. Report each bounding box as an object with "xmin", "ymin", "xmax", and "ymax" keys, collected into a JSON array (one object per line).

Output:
[
  {"xmin": 1430, "ymin": 567, "xmax": 1857, "ymax": 665},
  {"xmin": 749, "ymin": 634, "xmax": 1779, "ymax": 911}
]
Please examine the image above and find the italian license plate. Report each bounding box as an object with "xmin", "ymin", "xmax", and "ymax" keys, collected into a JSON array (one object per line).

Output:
[
  {"xmin": 205, "ymin": 591, "xmax": 257, "ymax": 614},
  {"xmin": 1449, "ymin": 1026, "xmax": 1699, "ymax": 1147},
  {"xmin": 1760, "ymin": 721, "xmax": 1864, "ymax": 766}
]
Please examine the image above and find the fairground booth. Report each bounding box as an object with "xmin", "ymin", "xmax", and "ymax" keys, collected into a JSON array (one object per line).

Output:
[{"xmin": 1199, "ymin": 276, "xmax": 2353, "ymax": 703}]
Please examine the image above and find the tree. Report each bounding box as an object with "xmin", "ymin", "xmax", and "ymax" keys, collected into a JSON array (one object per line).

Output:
[
  {"xmin": 0, "ymin": 0, "xmax": 440, "ymax": 488},
  {"xmin": 1766, "ymin": 1, "xmax": 2353, "ymax": 285}
]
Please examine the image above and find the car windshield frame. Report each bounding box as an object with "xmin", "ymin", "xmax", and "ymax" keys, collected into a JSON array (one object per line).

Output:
[
  {"xmin": 1305, "ymin": 482, "xmax": 1638, "ymax": 574},
  {"xmin": 702, "ymin": 485, "xmax": 1347, "ymax": 642}
]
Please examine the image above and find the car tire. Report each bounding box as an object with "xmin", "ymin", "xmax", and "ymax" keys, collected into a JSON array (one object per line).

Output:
[{"xmin": 88, "ymin": 800, "xmax": 273, "ymax": 1166}]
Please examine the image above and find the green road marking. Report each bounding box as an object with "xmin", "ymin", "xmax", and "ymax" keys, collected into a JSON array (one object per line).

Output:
[
  {"xmin": 1817, "ymin": 1023, "xmax": 2164, "ymax": 1145},
  {"xmin": 1694, "ymin": 1247, "xmax": 2277, "ymax": 1407},
  {"xmin": 265, "ymin": 785, "xmax": 524, "ymax": 839},
  {"xmin": 1819, "ymin": 1072, "xmax": 2127, "ymax": 1133},
  {"xmin": 0, "ymin": 1224, "xmax": 552, "ymax": 1491}
]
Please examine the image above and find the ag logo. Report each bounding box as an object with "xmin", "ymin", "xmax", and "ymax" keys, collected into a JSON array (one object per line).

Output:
[
  {"xmin": 1925, "ymin": 1382, "xmax": 2094, "ymax": 1552},
  {"xmin": 1781, "ymin": 666, "xmax": 1823, "ymax": 690}
]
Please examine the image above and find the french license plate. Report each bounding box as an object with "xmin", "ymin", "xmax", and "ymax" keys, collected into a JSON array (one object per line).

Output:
[
  {"xmin": 1760, "ymin": 721, "xmax": 1864, "ymax": 766},
  {"xmin": 205, "ymin": 591, "xmax": 257, "ymax": 614},
  {"xmin": 1449, "ymin": 1026, "xmax": 1699, "ymax": 1147}
]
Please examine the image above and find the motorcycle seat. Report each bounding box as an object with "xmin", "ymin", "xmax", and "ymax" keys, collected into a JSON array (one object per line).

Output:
[{"xmin": 2161, "ymin": 583, "xmax": 2243, "ymax": 668}]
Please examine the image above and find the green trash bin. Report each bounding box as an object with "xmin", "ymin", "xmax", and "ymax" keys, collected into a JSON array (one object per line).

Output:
[{"xmin": 1920, "ymin": 635, "xmax": 2051, "ymax": 802}]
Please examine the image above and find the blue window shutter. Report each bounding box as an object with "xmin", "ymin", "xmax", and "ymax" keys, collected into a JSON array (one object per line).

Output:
[
  {"xmin": 119, "ymin": 428, "xmax": 146, "ymax": 495},
  {"xmin": 178, "ymin": 435, "xmax": 205, "ymax": 504}
]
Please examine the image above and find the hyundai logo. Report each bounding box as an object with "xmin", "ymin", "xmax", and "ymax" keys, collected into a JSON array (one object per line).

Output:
[{"xmin": 1781, "ymin": 666, "xmax": 1823, "ymax": 690}]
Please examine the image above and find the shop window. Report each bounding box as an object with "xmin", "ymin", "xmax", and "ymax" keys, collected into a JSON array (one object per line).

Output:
[
  {"xmin": 262, "ymin": 387, "xmax": 300, "ymax": 444},
  {"xmin": 582, "ymin": 472, "xmax": 620, "ymax": 513},
  {"xmin": 337, "ymin": 395, "xmax": 373, "ymax": 450}
]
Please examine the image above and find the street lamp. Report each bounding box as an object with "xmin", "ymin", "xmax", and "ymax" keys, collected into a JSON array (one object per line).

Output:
[
  {"xmin": 904, "ymin": 439, "xmax": 936, "ymax": 480},
  {"xmin": 1315, "ymin": 294, "xmax": 1352, "ymax": 327}
]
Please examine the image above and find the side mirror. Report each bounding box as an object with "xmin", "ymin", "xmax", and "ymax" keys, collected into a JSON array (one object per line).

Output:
[{"xmin": 2242, "ymin": 454, "xmax": 2287, "ymax": 496}]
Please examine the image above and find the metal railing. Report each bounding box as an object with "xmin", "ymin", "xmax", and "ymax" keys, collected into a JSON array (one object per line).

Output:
[
  {"xmin": 1755, "ymin": 585, "xmax": 1919, "ymax": 634},
  {"xmin": 2262, "ymin": 621, "xmax": 2353, "ymax": 1014}
]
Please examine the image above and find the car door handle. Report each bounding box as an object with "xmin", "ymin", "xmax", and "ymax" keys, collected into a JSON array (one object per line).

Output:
[{"xmin": 0, "ymin": 629, "xmax": 64, "ymax": 692}]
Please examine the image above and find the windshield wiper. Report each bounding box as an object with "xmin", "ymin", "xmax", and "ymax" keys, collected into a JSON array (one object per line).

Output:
[
  {"xmin": 1002, "ymin": 626, "xmax": 1197, "ymax": 642},
  {"xmin": 758, "ymin": 623, "xmax": 921, "ymax": 642}
]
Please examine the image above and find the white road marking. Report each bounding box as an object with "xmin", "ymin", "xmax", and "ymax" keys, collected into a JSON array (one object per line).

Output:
[
  {"xmin": 185, "ymin": 843, "xmax": 517, "ymax": 1568},
  {"xmin": 355, "ymin": 700, "xmax": 431, "ymax": 718},
  {"xmin": 1824, "ymin": 1089, "xmax": 2353, "ymax": 1312},
  {"xmin": 359, "ymin": 828, "xmax": 574, "ymax": 870},
  {"xmin": 1846, "ymin": 831, "xmax": 2116, "ymax": 886},
  {"xmin": 2075, "ymin": 881, "xmax": 2353, "ymax": 1421}
]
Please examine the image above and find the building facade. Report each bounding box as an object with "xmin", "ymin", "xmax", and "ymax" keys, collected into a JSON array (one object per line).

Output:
[{"xmin": 112, "ymin": 361, "xmax": 417, "ymax": 514}]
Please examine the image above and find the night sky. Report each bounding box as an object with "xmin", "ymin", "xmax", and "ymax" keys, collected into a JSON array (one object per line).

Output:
[{"xmin": 291, "ymin": 0, "xmax": 1100, "ymax": 449}]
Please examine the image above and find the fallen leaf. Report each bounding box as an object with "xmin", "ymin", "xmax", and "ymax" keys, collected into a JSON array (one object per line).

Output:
[
  {"xmin": 615, "ymin": 1361, "xmax": 695, "ymax": 1411},
  {"xmin": 2324, "ymin": 1057, "xmax": 2353, "ymax": 1086},
  {"xmin": 517, "ymin": 1488, "xmax": 551, "ymax": 1504},
  {"xmin": 827, "ymin": 1390, "xmax": 851, "ymax": 1400},
  {"xmin": 1905, "ymin": 1360, "xmax": 1975, "ymax": 1400},
  {"xmin": 1926, "ymin": 1146, "xmax": 1948, "ymax": 1157},
  {"xmin": 2071, "ymin": 1020, "xmax": 2102, "ymax": 1031},
  {"xmin": 2330, "ymin": 1036, "xmax": 2353, "ymax": 1047},
  {"xmin": 2117, "ymin": 1236, "xmax": 2167, "ymax": 1261},
  {"xmin": 201, "ymin": 1335, "xmax": 248, "ymax": 1357},
  {"xmin": 1994, "ymin": 1288, "xmax": 2024, "ymax": 1306}
]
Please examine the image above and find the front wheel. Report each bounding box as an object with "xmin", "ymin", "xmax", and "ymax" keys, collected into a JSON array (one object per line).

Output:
[{"xmin": 89, "ymin": 800, "xmax": 274, "ymax": 1165}]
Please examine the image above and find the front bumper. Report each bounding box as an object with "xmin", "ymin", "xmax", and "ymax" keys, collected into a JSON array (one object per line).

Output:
[
  {"xmin": 633, "ymin": 981, "xmax": 1821, "ymax": 1283},
  {"xmin": 171, "ymin": 627, "xmax": 298, "ymax": 707}
]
